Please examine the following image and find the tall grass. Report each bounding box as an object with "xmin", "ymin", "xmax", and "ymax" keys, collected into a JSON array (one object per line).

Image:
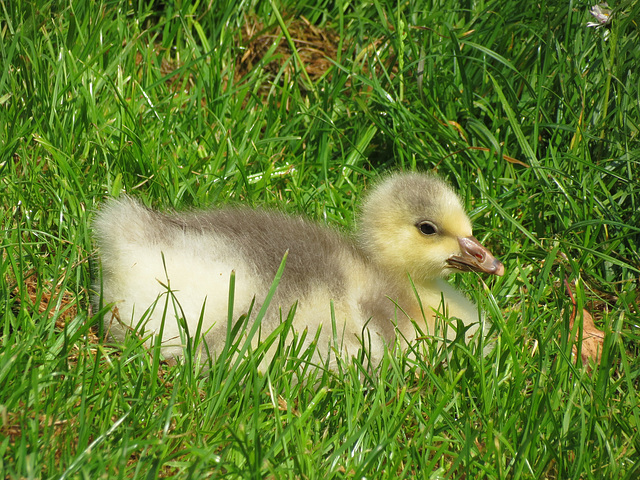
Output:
[{"xmin": 1, "ymin": 0, "xmax": 639, "ymax": 478}]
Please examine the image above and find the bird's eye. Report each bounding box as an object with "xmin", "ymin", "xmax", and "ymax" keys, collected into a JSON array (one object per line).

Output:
[{"xmin": 417, "ymin": 221, "xmax": 438, "ymax": 236}]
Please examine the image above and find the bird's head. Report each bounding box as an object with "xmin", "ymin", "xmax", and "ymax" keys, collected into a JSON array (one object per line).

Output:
[{"xmin": 358, "ymin": 172, "xmax": 504, "ymax": 283}]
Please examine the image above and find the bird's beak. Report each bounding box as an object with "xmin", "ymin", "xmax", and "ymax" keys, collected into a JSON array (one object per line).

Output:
[{"xmin": 447, "ymin": 236, "xmax": 505, "ymax": 276}]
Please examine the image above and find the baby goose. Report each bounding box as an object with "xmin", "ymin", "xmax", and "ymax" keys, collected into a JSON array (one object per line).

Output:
[{"xmin": 94, "ymin": 172, "xmax": 504, "ymax": 370}]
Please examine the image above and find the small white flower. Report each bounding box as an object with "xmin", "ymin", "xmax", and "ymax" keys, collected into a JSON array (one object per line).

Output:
[{"xmin": 587, "ymin": 2, "xmax": 612, "ymax": 28}]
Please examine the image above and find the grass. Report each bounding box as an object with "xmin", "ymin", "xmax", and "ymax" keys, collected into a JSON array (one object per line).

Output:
[{"xmin": 1, "ymin": 0, "xmax": 639, "ymax": 478}]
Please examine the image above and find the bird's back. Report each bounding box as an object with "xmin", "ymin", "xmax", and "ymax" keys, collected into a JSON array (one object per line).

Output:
[{"xmin": 93, "ymin": 197, "xmax": 377, "ymax": 363}]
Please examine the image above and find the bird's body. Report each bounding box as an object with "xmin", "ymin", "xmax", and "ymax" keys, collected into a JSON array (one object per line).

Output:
[{"xmin": 94, "ymin": 172, "xmax": 503, "ymax": 369}]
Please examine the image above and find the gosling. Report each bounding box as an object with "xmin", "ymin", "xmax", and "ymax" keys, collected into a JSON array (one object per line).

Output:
[{"xmin": 94, "ymin": 172, "xmax": 504, "ymax": 370}]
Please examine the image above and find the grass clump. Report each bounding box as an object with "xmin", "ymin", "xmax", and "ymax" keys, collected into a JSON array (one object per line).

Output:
[{"xmin": 1, "ymin": 0, "xmax": 639, "ymax": 478}]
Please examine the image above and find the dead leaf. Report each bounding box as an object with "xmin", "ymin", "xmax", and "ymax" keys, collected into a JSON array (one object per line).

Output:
[
  {"xmin": 564, "ymin": 279, "xmax": 605, "ymax": 366},
  {"xmin": 570, "ymin": 307, "xmax": 605, "ymax": 365}
]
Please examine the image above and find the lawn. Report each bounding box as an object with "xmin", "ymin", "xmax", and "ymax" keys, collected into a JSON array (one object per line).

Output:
[{"xmin": 1, "ymin": 0, "xmax": 639, "ymax": 478}]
